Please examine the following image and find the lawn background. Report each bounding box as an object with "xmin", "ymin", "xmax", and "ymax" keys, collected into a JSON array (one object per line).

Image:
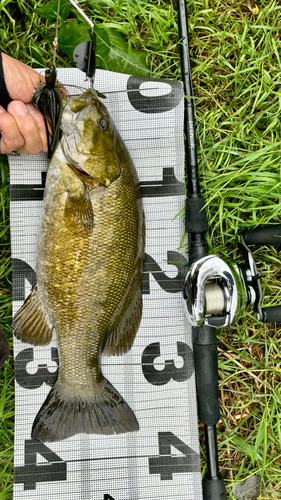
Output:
[{"xmin": 1, "ymin": 0, "xmax": 281, "ymax": 498}]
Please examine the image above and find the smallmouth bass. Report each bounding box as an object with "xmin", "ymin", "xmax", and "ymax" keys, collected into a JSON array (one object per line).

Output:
[{"xmin": 13, "ymin": 90, "xmax": 144, "ymax": 442}]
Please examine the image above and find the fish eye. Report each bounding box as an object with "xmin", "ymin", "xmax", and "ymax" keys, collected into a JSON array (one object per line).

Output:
[{"xmin": 99, "ymin": 117, "xmax": 109, "ymax": 131}]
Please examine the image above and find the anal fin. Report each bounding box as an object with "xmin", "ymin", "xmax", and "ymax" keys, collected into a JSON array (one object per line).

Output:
[
  {"xmin": 13, "ymin": 284, "xmax": 53, "ymax": 345},
  {"xmin": 102, "ymin": 285, "xmax": 142, "ymax": 356}
]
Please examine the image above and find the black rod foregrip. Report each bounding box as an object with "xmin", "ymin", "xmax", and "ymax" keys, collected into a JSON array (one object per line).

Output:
[
  {"xmin": 242, "ymin": 225, "xmax": 281, "ymax": 246},
  {"xmin": 192, "ymin": 326, "xmax": 220, "ymax": 425},
  {"xmin": 186, "ymin": 196, "xmax": 209, "ymax": 263},
  {"xmin": 261, "ymin": 305, "xmax": 281, "ymax": 323},
  {"xmin": 185, "ymin": 196, "xmax": 208, "ymax": 234}
]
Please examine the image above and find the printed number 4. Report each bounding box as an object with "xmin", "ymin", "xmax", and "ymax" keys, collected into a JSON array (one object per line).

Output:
[
  {"xmin": 14, "ymin": 440, "xmax": 66, "ymax": 490},
  {"xmin": 149, "ymin": 432, "xmax": 200, "ymax": 481}
]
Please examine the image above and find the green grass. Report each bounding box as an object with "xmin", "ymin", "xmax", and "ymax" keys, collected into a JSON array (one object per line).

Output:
[
  {"xmin": 1, "ymin": 0, "xmax": 281, "ymax": 498},
  {"xmin": 0, "ymin": 153, "xmax": 13, "ymax": 499}
]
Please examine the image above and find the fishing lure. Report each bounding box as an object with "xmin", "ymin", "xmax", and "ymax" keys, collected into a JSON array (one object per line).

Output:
[
  {"xmin": 32, "ymin": 67, "xmax": 64, "ymax": 159},
  {"xmin": 32, "ymin": 0, "xmax": 96, "ymax": 158}
]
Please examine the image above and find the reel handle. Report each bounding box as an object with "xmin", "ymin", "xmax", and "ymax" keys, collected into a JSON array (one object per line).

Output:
[
  {"xmin": 242, "ymin": 224, "xmax": 281, "ymax": 246},
  {"xmin": 261, "ymin": 305, "xmax": 281, "ymax": 323},
  {"xmin": 241, "ymin": 225, "xmax": 281, "ymax": 323}
]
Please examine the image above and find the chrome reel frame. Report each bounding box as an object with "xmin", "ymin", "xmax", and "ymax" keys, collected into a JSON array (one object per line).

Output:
[{"xmin": 183, "ymin": 235, "xmax": 263, "ymax": 327}]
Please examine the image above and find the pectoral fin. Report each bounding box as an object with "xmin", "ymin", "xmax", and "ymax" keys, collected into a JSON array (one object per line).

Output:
[
  {"xmin": 64, "ymin": 189, "xmax": 94, "ymax": 236},
  {"xmin": 13, "ymin": 284, "xmax": 53, "ymax": 345},
  {"xmin": 102, "ymin": 284, "xmax": 142, "ymax": 356}
]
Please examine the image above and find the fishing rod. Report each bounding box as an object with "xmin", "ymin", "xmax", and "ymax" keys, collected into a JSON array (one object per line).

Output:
[
  {"xmin": 177, "ymin": 2, "xmax": 227, "ymax": 497},
  {"xmin": 177, "ymin": 1, "xmax": 281, "ymax": 498}
]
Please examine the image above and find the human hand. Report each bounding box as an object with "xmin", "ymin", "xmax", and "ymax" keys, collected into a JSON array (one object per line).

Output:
[{"xmin": 0, "ymin": 53, "xmax": 49, "ymax": 154}]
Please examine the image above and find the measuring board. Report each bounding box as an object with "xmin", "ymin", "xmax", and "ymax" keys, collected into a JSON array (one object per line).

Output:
[{"xmin": 10, "ymin": 68, "xmax": 202, "ymax": 500}]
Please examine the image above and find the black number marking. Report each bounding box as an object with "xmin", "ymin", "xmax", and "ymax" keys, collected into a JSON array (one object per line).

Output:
[
  {"xmin": 15, "ymin": 347, "xmax": 59, "ymax": 389},
  {"xmin": 14, "ymin": 439, "xmax": 67, "ymax": 490},
  {"xmin": 12, "ymin": 259, "xmax": 36, "ymax": 301},
  {"xmin": 11, "ymin": 168, "xmax": 184, "ymax": 201},
  {"xmin": 140, "ymin": 167, "xmax": 185, "ymax": 197},
  {"xmin": 142, "ymin": 251, "xmax": 188, "ymax": 294},
  {"xmin": 127, "ymin": 76, "xmax": 183, "ymax": 114},
  {"xmin": 142, "ymin": 342, "xmax": 193, "ymax": 386},
  {"xmin": 13, "ymin": 249, "xmax": 187, "ymax": 303},
  {"xmin": 149, "ymin": 432, "xmax": 200, "ymax": 480},
  {"xmin": 104, "ymin": 495, "xmax": 115, "ymax": 500},
  {"xmin": 10, "ymin": 171, "xmax": 46, "ymax": 201}
]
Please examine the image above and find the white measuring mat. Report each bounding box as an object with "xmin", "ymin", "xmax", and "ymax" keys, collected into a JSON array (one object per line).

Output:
[{"xmin": 10, "ymin": 68, "xmax": 202, "ymax": 500}]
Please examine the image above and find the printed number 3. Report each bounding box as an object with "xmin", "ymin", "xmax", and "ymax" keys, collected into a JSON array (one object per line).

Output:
[{"xmin": 142, "ymin": 341, "xmax": 194, "ymax": 385}]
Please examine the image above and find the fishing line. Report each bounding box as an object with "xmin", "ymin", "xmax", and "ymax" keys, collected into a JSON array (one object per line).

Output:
[
  {"xmin": 69, "ymin": 0, "xmax": 94, "ymax": 29},
  {"xmin": 53, "ymin": 0, "xmax": 60, "ymax": 67},
  {"xmin": 69, "ymin": 0, "xmax": 152, "ymax": 77}
]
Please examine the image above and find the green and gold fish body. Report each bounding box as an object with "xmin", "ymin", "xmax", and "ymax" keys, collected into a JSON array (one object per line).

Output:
[{"xmin": 13, "ymin": 91, "xmax": 144, "ymax": 442}]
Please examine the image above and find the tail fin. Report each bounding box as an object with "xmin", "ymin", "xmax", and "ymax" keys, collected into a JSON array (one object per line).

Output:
[{"xmin": 32, "ymin": 378, "xmax": 139, "ymax": 442}]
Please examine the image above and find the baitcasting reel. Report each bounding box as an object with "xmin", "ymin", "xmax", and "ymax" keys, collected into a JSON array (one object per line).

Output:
[{"xmin": 183, "ymin": 225, "xmax": 281, "ymax": 327}]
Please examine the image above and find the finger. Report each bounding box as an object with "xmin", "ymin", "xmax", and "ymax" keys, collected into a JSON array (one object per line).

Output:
[
  {"xmin": 2, "ymin": 53, "xmax": 46, "ymax": 103},
  {"xmin": 0, "ymin": 105, "xmax": 25, "ymax": 154},
  {"xmin": 25, "ymin": 104, "xmax": 51, "ymax": 153},
  {"xmin": 7, "ymin": 101, "xmax": 43, "ymax": 154}
]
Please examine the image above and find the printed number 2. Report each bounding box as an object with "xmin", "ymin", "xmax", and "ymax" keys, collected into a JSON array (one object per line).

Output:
[{"xmin": 14, "ymin": 440, "xmax": 67, "ymax": 490}]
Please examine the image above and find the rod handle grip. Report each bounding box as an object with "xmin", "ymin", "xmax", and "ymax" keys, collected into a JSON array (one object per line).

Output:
[
  {"xmin": 261, "ymin": 305, "xmax": 281, "ymax": 323},
  {"xmin": 242, "ymin": 225, "xmax": 281, "ymax": 246},
  {"xmin": 193, "ymin": 326, "xmax": 220, "ymax": 425},
  {"xmin": 203, "ymin": 475, "xmax": 227, "ymax": 500},
  {"xmin": 185, "ymin": 196, "xmax": 209, "ymax": 264},
  {"xmin": 185, "ymin": 196, "xmax": 208, "ymax": 233}
]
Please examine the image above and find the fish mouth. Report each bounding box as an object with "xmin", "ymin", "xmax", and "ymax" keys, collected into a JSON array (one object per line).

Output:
[
  {"xmin": 67, "ymin": 163, "xmax": 105, "ymax": 188},
  {"xmin": 61, "ymin": 135, "xmax": 105, "ymax": 187}
]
